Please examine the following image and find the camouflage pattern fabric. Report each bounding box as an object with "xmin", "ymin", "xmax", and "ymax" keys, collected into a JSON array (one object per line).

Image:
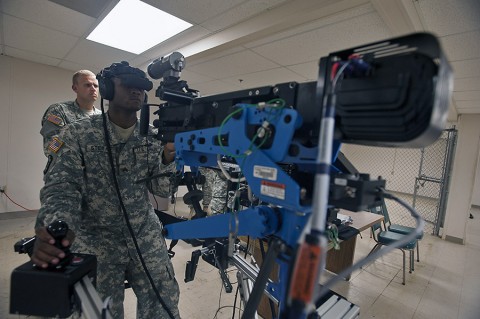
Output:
[
  {"xmin": 40, "ymin": 100, "xmax": 101, "ymax": 156},
  {"xmin": 37, "ymin": 114, "xmax": 180, "ymax": 319},
  {"xmin": 199, "ymin": 167, "xmax": 228, "ymax": 215}
]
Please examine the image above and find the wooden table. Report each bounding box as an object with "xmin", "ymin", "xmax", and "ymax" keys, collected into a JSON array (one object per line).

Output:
[{"xmin": 325, "ymin": 210, "xmax": 383, "ymax": 280}]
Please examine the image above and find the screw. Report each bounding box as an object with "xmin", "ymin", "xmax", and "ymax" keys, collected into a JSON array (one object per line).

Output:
[{"xmin": 0, "ymin": 185, "xmax": 5, "ymax": 193}]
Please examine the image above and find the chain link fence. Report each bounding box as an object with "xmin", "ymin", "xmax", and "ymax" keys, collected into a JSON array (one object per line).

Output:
[{"xmin": 341, "ymin": 128, "xmax": 457, "ymax": 235}]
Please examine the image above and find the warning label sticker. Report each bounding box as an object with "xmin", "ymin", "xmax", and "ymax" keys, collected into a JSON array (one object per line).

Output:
[{"xmin": 260, "ymin": 180, "xmax": 285, "ymax": 200}]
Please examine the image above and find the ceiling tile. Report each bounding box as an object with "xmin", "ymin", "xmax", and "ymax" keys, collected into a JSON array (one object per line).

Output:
[
  {"xmin": 453, "ymin": 77, "xmax": 480, "ymax": 92},
  {"xmin": 244, "ymin": 3, "xmax": 375, "ymax": 49},
  {"xmin": 221, "ymin": 66, "xmax": 308, "ymax": 90},
  {"xmin": 141, "ymin": 0, "xmax": 246, "ymax": 25},
  {"xmin": 140, "ymin": 26, "xmax": 211, "ymax": 62},
  {"xmin": 3, "ymin": 0, "xmax": 97, "ymax": 36},
  {"xmin": 188, "ymin": 47, "xmax": 246, "ymax": 66},
  {"xmin": 287, "ymin": 61, "xmax": 321, "ymax": 81},
  {"xmin": 200, "ymin": 0, "xmax": 288, "ymax": 31},
  {"xmin": 416, "ymin": 0, "xmax": 480, "ymax": 37},
  {"xmin": 188, "ymin": 79, "xmax": 241, "ymax": 96},
  {"xmin": 187, "ymin": 50, "xmax": 280, "ymax": 79},
  {"xmin": 457, "ymin": 109, "xmax": 480, "ymax": 114},
  {"xmin": 4, "ymin": 46, "xmax": 62, "ymax": 67},
  {"xmin": 57, "ymin": 59, "xmax": 99, "ymax": 72},
  {"xmin": 250, "ymin": 12, "xmax": 390, "ymax": 66},
  {"xmin": 3, "ymin": 15, "xmax": 79, "ymax": 58},
  {"xmin": 48, "ymin": 0, "xmax": 112, "ymax": 19},
  {"xmin": 129, "ymin": 55, "xmax": 153, "ymax": 70},
  {"xmin": 450, "ymin": 58, "xmax": 480, "ymax": 78},
  {"xmin": 440, "ymin": 30, "xmax": 480, "ymax": 61},
  {"xmin": 63, "ymin": 39, "xmax": 137, "ymax": 71},
  {"xmin": 182, "ymin": 69, "xmax": 216, "ymax": 84},
  {"xmin": 453, "ymin": 91, "xmax": 480, "ymax": 101},
  {"xmin": 455, "ymin": 100, "xmax": 480, "ymax": 113}
]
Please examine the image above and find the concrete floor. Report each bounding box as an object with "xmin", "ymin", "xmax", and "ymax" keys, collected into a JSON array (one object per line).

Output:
[{"xmin": 1, "ymin": 204, "xmax": 480, "ymax": 318}]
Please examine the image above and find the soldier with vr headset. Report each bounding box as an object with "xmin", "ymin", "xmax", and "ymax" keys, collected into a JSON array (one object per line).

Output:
[{"xmin": 32, "ymin": 62, "xmax": 180, "ymax": 319}]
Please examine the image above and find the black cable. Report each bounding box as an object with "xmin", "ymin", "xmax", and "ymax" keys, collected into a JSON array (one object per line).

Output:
[
  {"xmin": 258, "ymin": 239, "xmax": 277, "ymax": 319},
  {"xmin": 218, "ymin": 276, "xmax": 224, "ymax": 311},
  {"xmin": 152, "ymin": 192, "xmax": 159, "ymax": 210},
  {"xmin": 213, "ymin": 306, "xmax": 243, "ymax": 319},
  {"xmin": 232, "ymin": 285, "xmax": 240, "ymax": 319},
  {"xmin": 244, "ymin": 237, "xmax": 250, "ymax": 259},
  {"xmin": 100, "ymin": 99, "xmax": 175, "ymax": 319}
]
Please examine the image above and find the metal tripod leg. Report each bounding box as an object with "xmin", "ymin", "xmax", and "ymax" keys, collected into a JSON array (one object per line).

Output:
[
  {"xmin": 236, "ymin": 271, "xmax": 259, "ymax": 319},
  {"xmin": 214, "ymin": 254, "xmax": 233, "ymax": 293},
  {"xmin": 232, "ymin": 252, "xmax": 279, "ymax": 319},
  {"xmin": 73, "ymin": 276, "xmax": 112, "ymax": 319},
  {"xmin": 241, "ymin": 239, "xmax": 282, "ymax": 319}
]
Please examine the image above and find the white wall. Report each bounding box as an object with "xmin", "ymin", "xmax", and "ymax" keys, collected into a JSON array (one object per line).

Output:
[
  {"xmin": 0, "ymin": 55, "xmax": 77, "ymax": 213},
  {"xmin": 341, "ymin": 145, "xmax": 422, "ymax": 195},
  {"xmin": 342, "ymin": 135, "xmax": 452, "ymax": 197},
  {"xmin": 472, "ymin": 146, "xmax": 480, "ymax": 207},
  {"xmin": 444, "ymin": 114, "xmax": 480, "ymax": 243}
]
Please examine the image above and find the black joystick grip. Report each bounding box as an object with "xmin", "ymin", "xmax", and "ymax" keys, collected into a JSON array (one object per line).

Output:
[
  {"xmin": 47, "ymin": 220, "xmax": 69, "ymax": 245},
  {"xmin": 46, "ymin": 220, "xmax": 72, "ymax": 269}
]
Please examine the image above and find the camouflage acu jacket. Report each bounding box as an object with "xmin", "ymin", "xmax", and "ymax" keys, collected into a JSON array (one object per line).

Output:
[
  {"xmin": 37, "ymin": 114, "xmax": 174, "ymax": 234},
  {"xmin": 40, "ymin": 100, "xmax": 102, "ymax": 156}
]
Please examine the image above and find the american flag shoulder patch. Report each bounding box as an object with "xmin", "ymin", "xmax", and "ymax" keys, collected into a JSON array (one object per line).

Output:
[
  {"xmin": 48, "ymin": 137, "xmax": 64, "ymax": 153},
  {"xmin": 47, "ymin": 114, "xmax": 63, "ymax": 126}
]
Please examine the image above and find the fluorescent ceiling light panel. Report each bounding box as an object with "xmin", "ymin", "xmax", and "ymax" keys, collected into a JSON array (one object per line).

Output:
[{"xmin": 87, "ymin": 0, "xmax": 192, "ymax": 54}]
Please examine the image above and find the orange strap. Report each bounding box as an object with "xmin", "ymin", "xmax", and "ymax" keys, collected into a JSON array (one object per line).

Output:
[{"xmin": 288, "ymin": 242, "xmax": 321, "ymax": 303}]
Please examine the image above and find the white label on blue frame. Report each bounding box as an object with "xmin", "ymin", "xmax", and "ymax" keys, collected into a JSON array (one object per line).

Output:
[{"xmin": 253, "ymin": 165, "xmax": 277, "ymax": 181}]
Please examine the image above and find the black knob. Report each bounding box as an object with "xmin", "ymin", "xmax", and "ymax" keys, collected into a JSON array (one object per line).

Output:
[
  {"xmin": 47, "ymin": 220, "xmax": 69, "ymax": 239},
  {"xmin": 47, "ymin": 220, "xmax": 69, "ymax": 251},
  {"xmin": 46, "ymin": 220, "xmax": 72, "ymax": 269}
]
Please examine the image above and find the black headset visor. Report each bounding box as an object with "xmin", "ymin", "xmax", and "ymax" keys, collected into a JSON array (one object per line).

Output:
[{"xmin": 116, "ymin": 74, "xmax": 153, "ymax": 91}]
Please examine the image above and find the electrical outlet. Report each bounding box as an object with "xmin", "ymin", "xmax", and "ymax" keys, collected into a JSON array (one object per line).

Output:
[{"xmin": 0, "ymin": 185, "xmax": 5, "ymax": 193}]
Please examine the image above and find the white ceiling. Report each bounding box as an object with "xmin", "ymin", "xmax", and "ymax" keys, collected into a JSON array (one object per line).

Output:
[{"xmin": 1, "ymin": 0, "xmax": 479, "ymax": 120}]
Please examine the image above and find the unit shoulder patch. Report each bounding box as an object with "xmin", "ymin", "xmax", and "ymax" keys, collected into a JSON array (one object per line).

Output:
[{"xmin": 46, "ymin": 113, "xmax": 64, "ymax": 126}]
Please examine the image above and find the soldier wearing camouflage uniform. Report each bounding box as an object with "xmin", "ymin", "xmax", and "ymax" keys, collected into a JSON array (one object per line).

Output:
[
  {"xmin": 40, "ymin": 69, "xmax": 101, "ymax": 156},
  {"xmin": 32, "ymin": 62, "xmax": 180, "ymax": 319},
  {"xmin": 199, "ymin": 167, "xmax": 228, "ymax": 215}
]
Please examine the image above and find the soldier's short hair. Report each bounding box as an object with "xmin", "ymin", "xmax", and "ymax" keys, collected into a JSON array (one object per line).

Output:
[{"xmin": 72, "ymin": 70, "xmax": 96, "ymax": 85}]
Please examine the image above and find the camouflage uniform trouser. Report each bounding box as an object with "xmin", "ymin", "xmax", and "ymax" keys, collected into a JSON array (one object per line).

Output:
[
  {"xmin": 72, "ymin": 217, "xmax": 180, "ymax": 319},
  {"xmin": 199, "ymin": 167, "xmax": 228, "ymax": 215}
]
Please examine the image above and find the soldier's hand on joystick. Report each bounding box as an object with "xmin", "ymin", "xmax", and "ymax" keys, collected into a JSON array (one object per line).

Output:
[
  {"xmin": 31, "ymin": 220, "xmax": 75, "ymax": 270},
  {"xmin": 46, "ymin": 220, "xmax": 73, "ymax": 269}
]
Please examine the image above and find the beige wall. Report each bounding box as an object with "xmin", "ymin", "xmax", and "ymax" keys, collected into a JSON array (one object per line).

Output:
[
  {"xmin": 341, "ymin": 144, "xmax": 422, "ymax": 195},
  {"xmin": 0, "ymin": 55, "xmax": 78, "ymax": 213}
]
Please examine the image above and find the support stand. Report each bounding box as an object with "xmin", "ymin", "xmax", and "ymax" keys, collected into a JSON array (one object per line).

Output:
[
  {"xmin": 74, "ymin": 275, "xmax": 113, "ymax": 319},
  {"xmin": 214, "ymin": 253, "xmax": 233, "ymax": 293}
]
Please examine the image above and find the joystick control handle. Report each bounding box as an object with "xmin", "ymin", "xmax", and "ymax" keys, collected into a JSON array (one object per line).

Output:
[
  {"xmin": 46, "ymin": 220, "xmax": 72, "ymax": 269},
  {"xmin": 47, "ymin": 220, "xmax": 69, "ymax": 248}
]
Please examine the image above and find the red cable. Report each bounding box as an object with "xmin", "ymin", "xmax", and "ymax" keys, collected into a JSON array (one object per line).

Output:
[{"xmin": 2, "ymin": 191, "xmax": 35, "ymax": 211}]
